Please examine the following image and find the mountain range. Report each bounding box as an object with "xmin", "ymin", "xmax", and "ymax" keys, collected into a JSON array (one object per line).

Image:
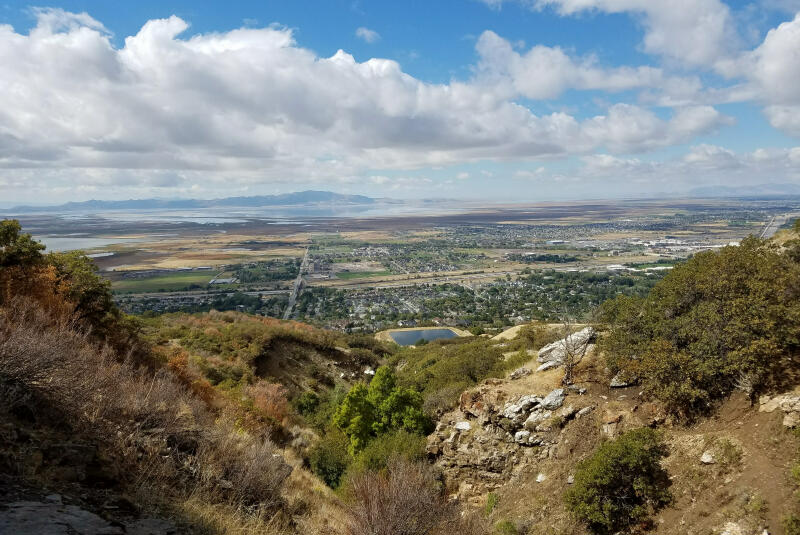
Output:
[{"xmin": 9, "ymin": 190, "xmax": 376, "ymax": 212}]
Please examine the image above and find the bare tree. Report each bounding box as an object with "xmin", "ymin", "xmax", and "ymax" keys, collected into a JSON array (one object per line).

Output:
[{"xmin": 559, "ymin": 314, "xmax": 590, "ymax": 386}]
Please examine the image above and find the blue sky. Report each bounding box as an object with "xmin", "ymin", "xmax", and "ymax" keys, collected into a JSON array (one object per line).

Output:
[{"xmin": 1, "ymin": 0, "xmax": 800, "ymax": 203}]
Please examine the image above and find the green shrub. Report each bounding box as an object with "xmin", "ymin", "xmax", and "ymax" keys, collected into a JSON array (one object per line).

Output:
[
  {"xmin": 294, "ymin": 391, "xmax": 320, "ymax": 416},
  {"xmin": 494, "ymin": 520, "xmax": 518, "ymax": 535},
  {"xmin": 484, "ymin": 492, "xmax": 499, "ymax": 516},
  {"xmin": 308, "ymin": 429, "xmax": 351, "ymax": 488},
  {"xmin": 565, "ymin": 428, "xmax": 671, "ymax": 535},
  {"xmin": 351, "ymin": 430, "xmax": 426, "ymax": 473},
  {"xmin": 600, "ymin": 237, "xmax": 800, "ymax": 417},
  {"xmin": 785, "ymin": 514, "xmax": 800, "ymax": 535}
]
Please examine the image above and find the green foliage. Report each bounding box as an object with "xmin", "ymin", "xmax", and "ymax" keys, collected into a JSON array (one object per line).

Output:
[
  {"xmin": 333, "ymin": 383, "xmax": 376, "ymax": 455},
  {"xmin": 294, "ymin": 391, "xmax": 321, "ymax": 416},
  {"xmin": 333, "ymin": 366, "xmax": 430, "ymax": 455},
  {"xmin": 308, "ymin": 429, "xmax": 351, "ymax": 488},
  {"xmin": 565, "ymin": 428, "xmax": 671, "ymax": 535},
  {"xmin": 600, "ymin": 237, "xmax": 800, "ymax": 416},
  {"xmin": 485, "ymin": 492, "xmax": 499, "ymax": 516},
  {"xmin": 0, "ymin": 219, "xmax": 45, "ymax": 268},
  {"xmin": 785, "ymin": 514, "xmax": 800, "ymax": 535},
  {"xmin": 494, "ymin": 520, "xmax": 518, "ymax": 535},
  {"xmin": 350, "ymin": 430, "xmax": 426, "ymax": 473}
]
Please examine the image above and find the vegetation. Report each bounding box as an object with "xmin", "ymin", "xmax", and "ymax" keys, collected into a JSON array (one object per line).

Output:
[
  {"xmin": 565, "ymin": 428, "xmax": 671, "ymax": 534},
  {"xmin": 600, "ymin": 237, "xmax": 800, "ymax": 416}
]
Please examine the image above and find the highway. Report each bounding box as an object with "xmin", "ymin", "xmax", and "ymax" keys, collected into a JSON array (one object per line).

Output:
[{"xmin": 283, "ymin": 247, "xmax": 309, "ymax": 319}]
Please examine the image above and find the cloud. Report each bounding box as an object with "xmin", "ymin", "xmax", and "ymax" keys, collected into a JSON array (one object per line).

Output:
[
  {"xmin": 486, "ymin": 0, "xmax": 740, "ymax": 69},
  {"xmin": 573, "ymin": 145, "xmax": 800, "ymax": 190},
  {"xmin": 355, "ymin": 26, "xmax": 380, "ymax": 43},
  {"xmin": 0, "ymin": 8, "xmax": 734, "ymax": 200},
  {"xmin": 474, "ymin": 30, "xmax": 694, "ymax": 100}
]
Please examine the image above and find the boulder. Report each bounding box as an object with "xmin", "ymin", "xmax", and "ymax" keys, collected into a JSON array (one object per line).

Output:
[
  {"xmin": 523, "ymin": 408, "xmax": 552, "ymax": 430},
  {"xmin": 510, "ymin": 367, "xmax": 531, "ymax": 380},
  {"xmin": 541, "ymin": 388, "xmax": 566, "ymax": 410},
  {"xmin": 536, "ymin": 361, "xmax": 561, "ymax": 372},
  {"xmin": 609, "ymin": 372, "xmax": 634, "ymax": 388},
  {"xmin": 700, "ymin": 450, "xmax": 716, "ymax": 464},
  {"xmin": 501, "ymin": 395, "xmax": 541, "ymax": 423},
  {"xmin": 537, "ymin": 327, "xmax": 595, "ymax": 364},
  {"xmin": 514, "ymin": 430, "xmax": 531, "ymax": 444},
  {"xmin": 454, "ymin": 421, "xmax": 472, "ymax": 431}
]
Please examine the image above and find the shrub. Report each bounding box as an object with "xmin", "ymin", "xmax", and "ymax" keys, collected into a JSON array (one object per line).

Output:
[
  {"xmin": 785, "ymin": 514, "xmax": 800, "ymax": 535},
  {"xmin": 294, "ymin": 390, "xmax": 321, "ymax": 416},
  {"xmin": 600, "ymin": 237, "xmax": 800, "ymax": 417},
  {"xmin": 247, "ymin": 381, "xmax": 289, "ymax": 423},
  {"xmin": 351, "ymin": 430, "xmax": 426, "ymax": 474},
  {"xmin": 565, "ymin": 428, "xmax": 671, "ymax": 535},
  {"xmin": 343, "ymin": 460, "xmax": 457, "ymax": 535},
  {"xmin": 308, "ymin": 429, "xmax": 351, "ymax": 488}
]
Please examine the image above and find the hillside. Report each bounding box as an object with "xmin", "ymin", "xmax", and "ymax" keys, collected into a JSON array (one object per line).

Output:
[{"xmin": 2, "ymin": 218, "xmax": 800, "ymax": 534}]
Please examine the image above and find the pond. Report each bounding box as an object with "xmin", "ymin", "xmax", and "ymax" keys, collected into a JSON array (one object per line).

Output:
[{"xmin": 389, "ymin": 328, "xmax": 459, "ymax": 346}]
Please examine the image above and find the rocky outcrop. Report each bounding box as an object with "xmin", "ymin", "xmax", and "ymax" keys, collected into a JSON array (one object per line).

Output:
[
  {"xmin": 0, "ymin": 498, "xmax": 176, "ymax": 535},
  {"xmin": 759, "ymin": 391, "xmax": 800, "ymax": 427},
  {"xmin": 537, "ymin": 327, "xmax": 596, "ymax": 367},
  {"xmin": 428, "ymin": 381, "xmax": 595, "ymax": 500}
]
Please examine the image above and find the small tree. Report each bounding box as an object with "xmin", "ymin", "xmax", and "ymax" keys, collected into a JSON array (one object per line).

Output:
[
  {"xmin": 565, "ymin": 428, "xmax": 671, "ymax": 535},
  {"xmin": 559, "ymin": 315, "xmax": 590, "ymax": 386}
]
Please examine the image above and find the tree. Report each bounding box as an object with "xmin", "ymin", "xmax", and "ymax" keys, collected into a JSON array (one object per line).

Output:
[
  {"xmin": 0, "ymin": 219, "xmax": 44, "ymax": 268},
  {"xmin": 334, "ymin": 383, "xmax": 376, "ymax": 454},
  {"xmin": 558, "ymin": 314, "xmax": 591, "ymax": 386},
  {"xmin": 565, "ymin": 428, "xmax": 671, "ymax": 534},
  {"xmin": 600, "ymin": 237, "xmax": 800, "ymax": 416}
]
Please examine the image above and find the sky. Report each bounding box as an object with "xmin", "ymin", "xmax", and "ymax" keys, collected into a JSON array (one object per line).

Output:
[{"xmin": 1, "ymin": 0, "xmax": 800, "ymax": 204}]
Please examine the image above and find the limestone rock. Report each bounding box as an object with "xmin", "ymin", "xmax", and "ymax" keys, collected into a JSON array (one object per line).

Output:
[
  {"xmin": 541, "ymin": 388, "xmax": 566, "ymax": 410},
  {"xmin": 537, "ymin": 327, "xmax": 595, "ymax": 364},
  {"xmin": 701, "ymin": 450, "xmax": 716, "ymax": 464},
  {"xmin": 536, "ymin": 473, "xmax": 546, "ymax": 483},
  {"xmin": 510, "ymin": 367, "xmax": 531, "ymax": 380},
  {"xmin": 454, "ymin": 421, "xmax": 472, "ymax": 431},
  {"xmin": 523, "ymin": 409, "xmax": 552, "ymax": 430},
  {"xmin": 536, "ymin": 361, "xmax": 561, "ymax": 372}
]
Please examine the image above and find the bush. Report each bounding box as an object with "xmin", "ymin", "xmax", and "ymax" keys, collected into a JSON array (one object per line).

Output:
[
  {"xmin": 565, "ymin": 428, "xmax": 671, "ymax": 535},
  {"xmin": 344, "ymin": 460, "xmax": 457, "ymax": 535},
  {"xmin": 294, "ymin": 390, "xmax": 321, "ymax": 416},
  {"xmin": 351, "ymin": 430, "xmax": 427, "ymax": 474},
  {"xmin": 785, "ymin": 514, "xmax": 800, "ymax": 535},
  {"xmin": 308, "ymin": 429, "xmax": 351, "ymax": 488},
  {"xmin": 600, "ymin": 237, "xmax": 800, "ymax": 417}
]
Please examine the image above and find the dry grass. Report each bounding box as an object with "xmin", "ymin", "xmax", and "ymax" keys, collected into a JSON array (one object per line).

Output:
[{"xmin": 0, "ymin": 298, "xmax": 293, "ymax": 533}]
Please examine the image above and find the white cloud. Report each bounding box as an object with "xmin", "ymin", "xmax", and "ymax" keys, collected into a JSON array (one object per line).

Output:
[
  {"xmin": 474, "ymin": 30, "xmax": 693, "ymax": 100},
  {"xmin": 355, "ymin": 26, "xmax": 380, "ymax": 43},
  {"xmin": 0, "ymin": 9, "xmax": 734, "ymax": 200},
  {"xmin": 485, "ymin": 0, "xmax": 740, "ymax": 69},
  {"xmin": 573, "ymin": 145, "xmax": 800, "ymax": 189}
]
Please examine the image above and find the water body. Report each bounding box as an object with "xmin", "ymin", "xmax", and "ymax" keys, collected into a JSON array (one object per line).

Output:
[
  {"xmin": 35, "ymin": 236, "xmax": 145, "ymax": 252},
  {"xmin": 389, "ymin": 328, "xmax": 459, "ymax": 346}
]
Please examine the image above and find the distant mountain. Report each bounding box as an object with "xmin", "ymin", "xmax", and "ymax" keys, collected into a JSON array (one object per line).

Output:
[
  {"xmin": 689, "ymin": 183, "xmax": 800, "ymax": 198},
  {"xmin": 10, "ymin": 190, "xmax": 376, "ymax": 212}
]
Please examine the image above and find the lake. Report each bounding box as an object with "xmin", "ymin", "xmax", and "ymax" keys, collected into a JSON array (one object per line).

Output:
[{"xmin": 389, "ymin": 328, "xmax": 459, "ymax": 346}]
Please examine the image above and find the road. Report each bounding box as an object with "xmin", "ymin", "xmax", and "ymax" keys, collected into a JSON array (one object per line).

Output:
[
  {"xmin": 283, "ymin": 247, "xmax": 309, "ymax": 319},
  {"xmin": 759, "ymin": 212, "xmax": 798, "ymax": 239}
]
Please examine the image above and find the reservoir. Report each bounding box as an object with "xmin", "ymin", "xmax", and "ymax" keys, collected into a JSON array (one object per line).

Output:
[{"xmin": 389, "ymin": 328, "xmax": 459, "ymax": 346}]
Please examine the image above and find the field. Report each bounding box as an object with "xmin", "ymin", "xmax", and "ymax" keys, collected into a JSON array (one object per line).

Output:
[
  {"xmin": 111, "ymin": 272, "xmax": 216, "ymax": 293},
  {"xmin": 335, "ymin": 270, "xmax": 392, "ymax": 280}
]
